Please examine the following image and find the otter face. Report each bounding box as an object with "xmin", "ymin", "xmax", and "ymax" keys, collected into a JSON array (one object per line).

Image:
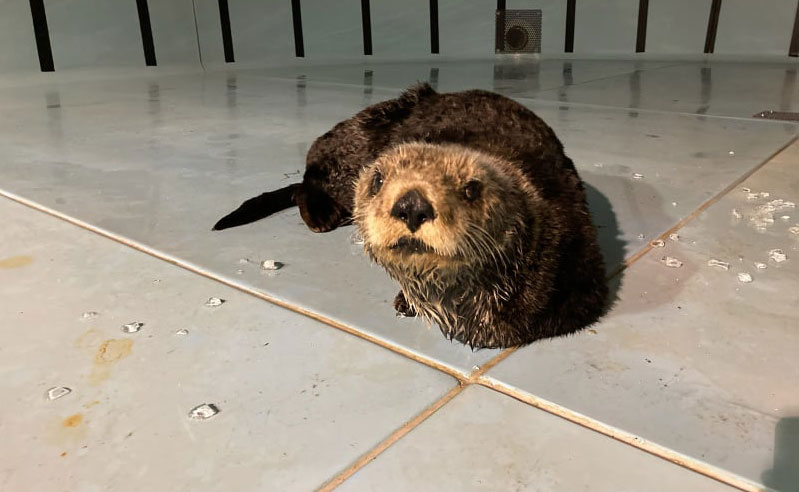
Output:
[{"xmin": 353, "ymin": 142, "xmax": 529, "ymax": 275}]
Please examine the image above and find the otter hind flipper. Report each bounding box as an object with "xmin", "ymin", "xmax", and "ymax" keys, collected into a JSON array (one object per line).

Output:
[{"xmin": 213, "ymin": 183, "xmax": 301, "ymax": 231}]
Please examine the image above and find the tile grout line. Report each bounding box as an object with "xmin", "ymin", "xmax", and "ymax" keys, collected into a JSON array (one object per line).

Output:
[
  {"xmin": 0, "ymin": 189, "xmax": 470, "ymax": 383},
  {"xmin": 475, "ymin": 377, "xmax": 769, "ymax": 492},
  {"xmin": 316, "ymin": 383, "xmax": 465, "ymax": 491}
]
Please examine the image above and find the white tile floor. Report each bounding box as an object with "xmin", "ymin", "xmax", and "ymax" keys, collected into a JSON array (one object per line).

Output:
[{"xmin": 1, "ymin": 58, "xmax": 797, "ymax": 491}]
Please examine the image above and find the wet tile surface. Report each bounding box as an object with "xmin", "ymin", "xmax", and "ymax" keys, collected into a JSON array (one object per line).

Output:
[
  {"xmin": 240, "ymin": 58, "xmax": 678, "ymax": 96},
  {"xmin": 339, "ymin": 385, "xmax": 736, "ymax": 491},
  {"xmin": 0, "ymin": 198, "xmax": 455, "ymax": 491},
  {"xmin": 0, "ymin": 69, "xmax": 794, "ymax": 373},
  {"xmin": 242, "ymin": 59, "xmax": 799, "ymax": 120},
  {"xmin": 535, "ymin": 61, "xmax": 799, "ymax": 118},
  {"xmin": 488, "ymin": 143, "xmax": 799, "ymax": 491}
]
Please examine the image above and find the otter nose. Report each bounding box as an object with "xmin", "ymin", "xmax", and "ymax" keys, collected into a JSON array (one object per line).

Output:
[{"xmin": 391, "ymin": 189, "xmax": 435, "ymax": 233}]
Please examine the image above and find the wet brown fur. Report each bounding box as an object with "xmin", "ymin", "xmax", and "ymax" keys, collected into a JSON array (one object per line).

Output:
[{"xmin": 215, "ymin": 83, "xmax": 607, "ymax": 348}]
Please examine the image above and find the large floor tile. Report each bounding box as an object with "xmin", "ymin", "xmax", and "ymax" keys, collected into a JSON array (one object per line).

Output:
[
  {"xmin": 0, "ymin": 198, "xmax": 455, "ymax": 492},
  {"xmin": 535, "ymin": 61, "xmax": 799, "ymax": 118},
  {"xmin": 0, "ymin": 69, "xmax": 794, "ymax": 372},
  {"xmin": 487, "ymin": 143, "xmax": 799, "ymax": 492},
  {"xmin": 338, "ymin": 386, "xmax": 736, "ymax": 491}
]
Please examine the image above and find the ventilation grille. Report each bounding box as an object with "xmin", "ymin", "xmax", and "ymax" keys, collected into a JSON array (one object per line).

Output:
[{"xmin": 495, "ymin": 10, "xmax": 542, "ymax": 54}]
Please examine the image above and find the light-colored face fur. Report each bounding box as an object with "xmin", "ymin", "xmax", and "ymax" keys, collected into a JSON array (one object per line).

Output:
[{"xmin": 353, "ymin": 142, "xmax": 533, "ymax": 280}]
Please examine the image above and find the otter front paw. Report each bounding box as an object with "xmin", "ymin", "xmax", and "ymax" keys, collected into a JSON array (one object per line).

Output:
[{"xmin": 393, "ymin": 291, "xmax": 417, "ymax": 317}]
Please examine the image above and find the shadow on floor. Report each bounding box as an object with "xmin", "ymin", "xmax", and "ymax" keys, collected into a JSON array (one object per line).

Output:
[
  {"xmin": 762, "ymin": 416, "xmax": 799, "ymax": 492},
  {"xmin": 583, "ymin": 178, "xmax": 626, "ymax": 307}
]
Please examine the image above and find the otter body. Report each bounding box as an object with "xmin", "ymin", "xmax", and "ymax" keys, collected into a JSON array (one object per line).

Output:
[{"xmin": 215, "ymin": 83, "xmax": 607, "ymax": 349}]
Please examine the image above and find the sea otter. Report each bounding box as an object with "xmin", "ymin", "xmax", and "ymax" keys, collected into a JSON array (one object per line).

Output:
[{"xmin": 214, "ymin": 83, "xmax": 607, "ymax": 348}]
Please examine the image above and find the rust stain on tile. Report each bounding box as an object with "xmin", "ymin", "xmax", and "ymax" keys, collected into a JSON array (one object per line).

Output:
[
  {"xmin": 74, "ymin": 327, "xmax": 103, "ymax": 348},
  {"xmin": 83, "ymin": 400, "xmax": 101, "ymax": 409},
  {"xmin": 0, "ymin": 255, "xmax": 33, "ymax": 269},
  {"xmin": 62, "ymin": 413, "xmax": 83, "ymax": 428},
  {"xmin": 47, "ymin": 412, "xmax": 88, "ymax": 446},
  {"xmin": 90, "ymin": 339, "xmax": 133, "ymax": 385}
]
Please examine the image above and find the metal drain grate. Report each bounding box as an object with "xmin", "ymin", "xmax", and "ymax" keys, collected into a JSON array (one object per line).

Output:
[
  {"xmin": 753, "ymin": 110, "xmax": 799, "ymax": 121},
  {"xmin": 495, "ymin": 9, "xmax": 542, "ymax": 54}
]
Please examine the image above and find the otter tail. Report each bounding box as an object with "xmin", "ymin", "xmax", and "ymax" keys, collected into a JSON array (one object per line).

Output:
[{"xmin": 213, "ymin": 183, "xmax": 302, "ymax": 231}]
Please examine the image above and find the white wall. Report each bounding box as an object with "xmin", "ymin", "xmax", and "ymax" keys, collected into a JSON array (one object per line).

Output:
[
  {"xmin": 715, "ymin": 0, "xmax": 797, "ymax": 55},
  {"xmin": 647, "ymin": 0, "xmax": 712, "ymax": 54},
  {"xmin": 0, "ymin": 0, "xmax": 41, "ymax": 73},
  {"xmin": 44, "ymin": 0, "xmax": 145, "ymax": 69}
]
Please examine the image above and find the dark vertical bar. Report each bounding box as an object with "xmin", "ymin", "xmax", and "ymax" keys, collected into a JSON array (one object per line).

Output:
[
  {"xmin": 704, "ymin": 0, "xmax": 722, "ymax": 54},
  {"xmin": 789, "ymin": 0, "xmax": 799, "ymax": 56},
  {"xmin": 361, "ymin": 0, "xmax": 372, "ymax": 55},
  {"xmin": 429, "ymin": 0, "xmax": 439, "ymax": 54},
  {"xmin": 135, "ymin": 0, "xmax": 157, "ymax": 66},
  {"xmin": 218, "ymin": 0, "xmax": 235, "ymax": 62},
  {"xmin": 635, "ymin": 0, "xmax": 649, "ymax": 53},
  {"xmin": 495, "ymin": 1, "xmax": 506, "ymax": 53},
  {"xmin": 565, "ymin": 0, "xmax": 576, "ymax": 53},
  {"xmin": 28, "ymin": 0, "xmax": 54, "ymax": 72},
  {"xmin": 291, "ymin": 0, "xmax": 305, "ymax": 57}
]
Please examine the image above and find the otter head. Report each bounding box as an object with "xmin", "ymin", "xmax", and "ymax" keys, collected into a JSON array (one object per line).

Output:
[{"xmin": 353, "ymin": 142, "xmax": 533, "ymax": 284}]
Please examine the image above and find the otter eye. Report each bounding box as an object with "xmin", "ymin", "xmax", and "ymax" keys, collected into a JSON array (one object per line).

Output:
[
  {"xmin": 463, "ymin": 180, "xmax": 483, "ymax": 202},
  {"xmin": 370, "ymin": 170, "xmax": 384, "ymax": 195}
]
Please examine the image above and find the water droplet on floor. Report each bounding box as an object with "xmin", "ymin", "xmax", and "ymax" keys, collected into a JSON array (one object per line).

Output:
[
  {"xmin": 236, "ymin": 269, "xmax": 244, "ymax": 275},
  {"xmin": 632, "ymin": 173, "xmax": 644, "ymax": 179},
  {"xmin": 781, "ymin": 215, "xmax": 791, "ymax": 221},
  {"xmin": 350, "ymin": 232, "xmax": 365, "ymax": 245},
  {"xmin": 650, "ymin": 239, "xmax": 665, "ymax": 248},
  {"xmin": 746, "ymin": 193, "xmax": 760, "ymax": 201},
  {"xmin": 741, "ymin": 187, "xmax": 751, "ymax": 193},
  {"xmin": 238, "ymin": 258, "xmax": 251, "ymax": 265},
  {"xmin": 668, "ymin": 233, "xmax": 680, "ymax": 241},
  {"xmin": 175, "ymin": 329, "xmax": 189, "ymax": 336},
  {"xmin": 737, "ymin": 272, "xmax": 753, "ymax": 283},
  {"xmin": 789, "ymin": 226, "xmax": 799, "ymax": 235},
  {"xmin": 728, "ymin": 151, "xmax": 735, "ymax": 156},
  {"xmin": 471, "ymin": 365, "xmax": 481, "ymax": 372},
  {"xmin": 769, "ymin": 249, "xmax": 787, "ymax": 263},
  {"xmin": 671, "ymin": 202, "xmax": 677, "ymax": 207},
  {"xmin": 661, "ymin": 256, "xmax": 683, "ymax": 268},
  {"xmin": 121, "ymin": 322, "xmax": 144, "ymax": 333},
  {"xmin": 46, "ymin": 387, "xmax": 71, "ymax": 400},
  {"xmin": 80, "ymin": 311, "xmax": 99, "ymax": 320},
  {"xmin": 205, "ymin": 297, "xmax": 225, "ymax": 307},
  {"xmin": 637, "ymin": 233, "xmax": 645, "ymax": 240},
  {"xmin": 754, "ymin": 262, "xmax": 767, "ymax": 269},
  {"xmin": 707, "ymin": 259, "xmax": 730, "ymax": 270},
  {"xmin": 189, "ymin": 403, "xmax": 219, "ymax": 421},
  {"xmin": 261, "ymin": 259, "xmax": 283, "ymax": 271},
  {"xmin": 731, "ymin": 208, "xmax": 742, "ymax": 219},
  {"xmin": 760, "ymin": 192, "xmax": 771, "ymax": 198}
]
